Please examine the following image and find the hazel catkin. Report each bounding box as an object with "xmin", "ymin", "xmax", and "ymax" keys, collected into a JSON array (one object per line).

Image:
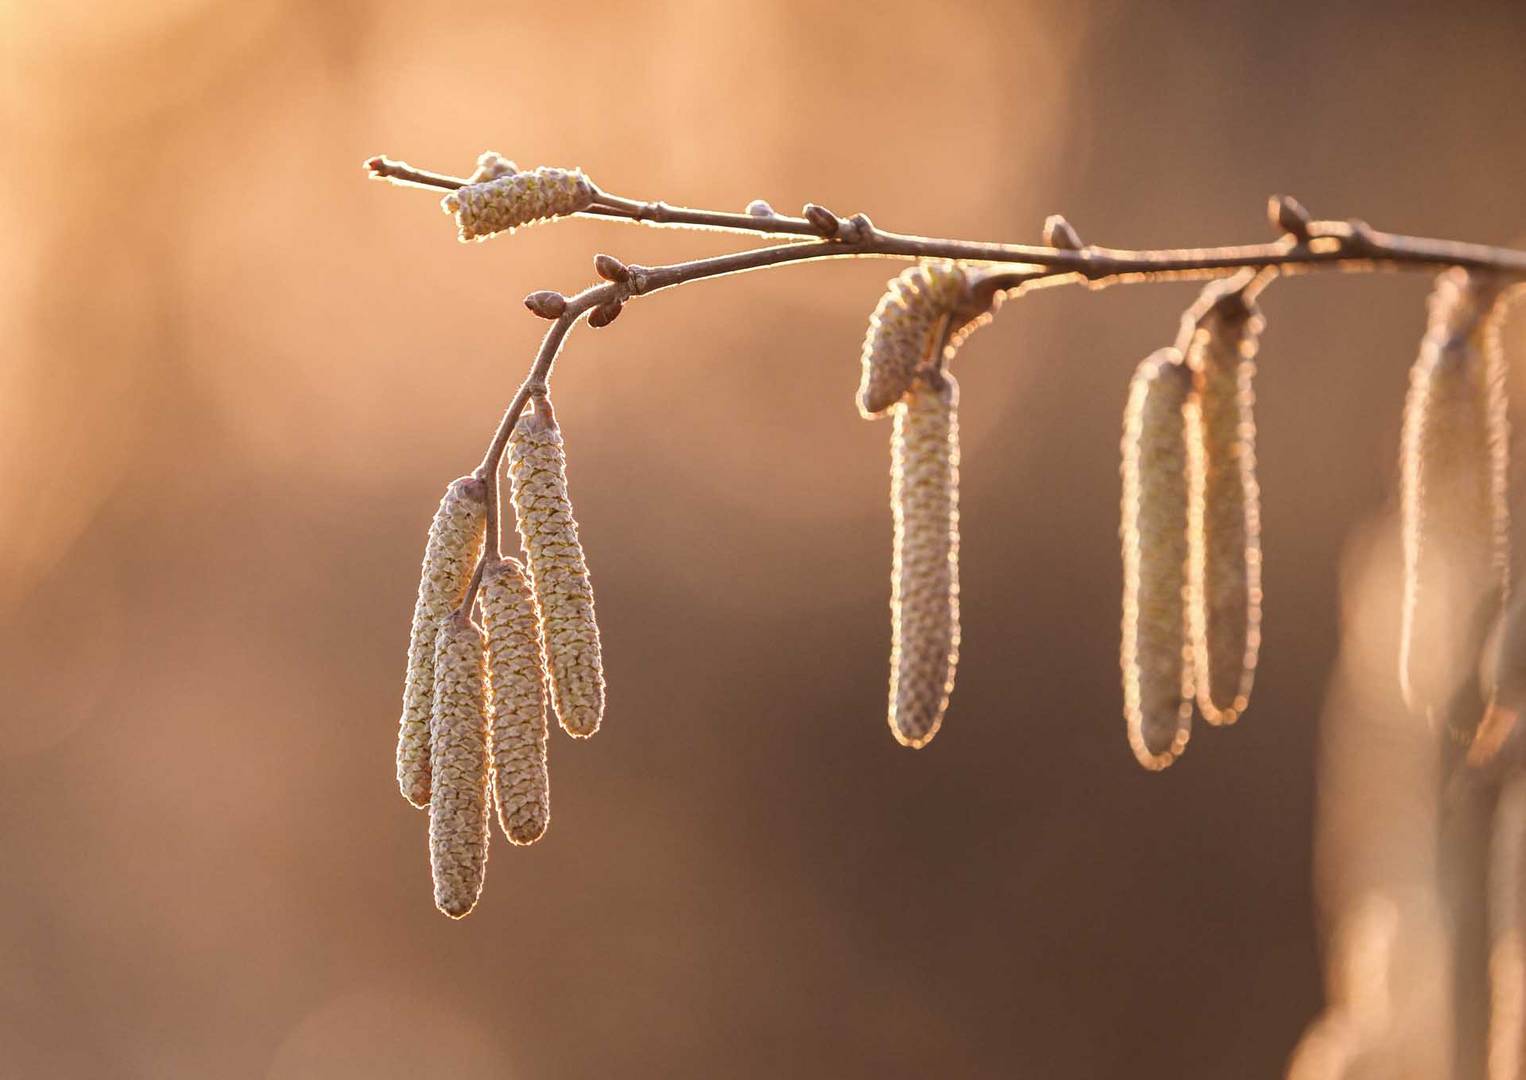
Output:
[
  {"xmin": 429, "ymin": 610, "xmax": 492, "ymax": 919},
  {"xmin": 443, "ymin": 166, "xmax": 597, "ymax": 242},
  {"xmin": 1399, "ymin": 268, "xmax": 1509, "ymax": 724},
  {"xmin": 398, "ymin": 475, "xmax": 487, "ymax": 808},
  {"xmin": 481, "ymin": 557, "xmax": 551, "ymax": 845},
  {"xmin": 1183, "ymin": 279, "xmax": 1265, "ymax": 726},
  {"xmin": 507, "ymin": 393, "xmax": 606, "ymax": 737},
  {"xmin": 888, "ymin": 372, "xmax": 960, "ymax": 748},
  {"xmin": 858, "ymin": 261, "xmax": 972, "ymax": 419},
  {"xmin": 1121, "ymin": 348, "xmax": 1194, "ymax": 770}
]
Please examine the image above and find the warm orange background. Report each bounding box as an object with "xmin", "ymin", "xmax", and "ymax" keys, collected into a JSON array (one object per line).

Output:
[{"xmin": 3, "ymin": 2, "xmax": 1525, "ymax": 1077}]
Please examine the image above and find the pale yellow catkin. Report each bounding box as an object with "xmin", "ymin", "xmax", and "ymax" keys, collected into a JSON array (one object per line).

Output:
[
  {"xmin": 1183, "ymin": 282, "xmax": 1265, "ymax": 726},
  {"xmin": 888, "ymin": 372, "xmax": 960, "ymax": 748},
  {"xmin": 481, "ymin": 557, "xmax": 551, "ymax": 846},
  {"xmin": 857, "ymin": 261, "xmax": 971, "ymax": 418},
  {"xmin": 429, "ymin": 611, "xmax": 491, "ymax": 919},
  {"xmin": 442, "ymin": 167, "xmax": 596, "ymax": 242},
  {"xmin": 507, "ymin": 394, "xmax": 606, "ymax": 737},
  {"xmin": 1399, "ymin": 268, "xmax": 1509, "ymax": 722},
  {"xmin": 398, "ymin": 476, "xmax": 487, "ymax": 808},
  {"xmin": 1121, "ymin": 348, "xmax": 1194, "ymax": 770}
]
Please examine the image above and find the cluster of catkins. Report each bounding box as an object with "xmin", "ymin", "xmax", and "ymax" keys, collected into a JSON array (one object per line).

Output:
[{"xmin": 397, "ymin": 390, "xmax": 604, "ymax": 917}]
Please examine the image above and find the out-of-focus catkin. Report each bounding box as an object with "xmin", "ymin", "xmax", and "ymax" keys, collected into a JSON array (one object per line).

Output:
[
  {"xmin": 442, "ymin": 166, "xmax": 596, "ymax": 242},
  {"xmin": 1121, "ymin": 349, "xmax": 1194, "ymax": 770},
  {"xmin": 398, "ymin": 476, "xmax": 487, "ymax": 808},
  {"xmin": 508, "ymin": 393, "xmax": 606, "ymax": 737},
  {"xmin": 858, "ymin": 261, "xmax": 972, "ymax": 418},
  {"xmin": 481, "ymin": 557, "xmax": 551, "ymax": 845},
  {"xmin": 888, "ymin": 373, "xmax": 960, "ymax": 748},
  {"xmin": 1399, "ymin": 268, "xmax": 1509, "ymax": 724},
  {"xmin": 1183, "ymin": 281, "xmax": 1265, "ymax": 726},
  {"xmin": 429, "ymin": 611, "xmax": 492, "ymax": 919}
]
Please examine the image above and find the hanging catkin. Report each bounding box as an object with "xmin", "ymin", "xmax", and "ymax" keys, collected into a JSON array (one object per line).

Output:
[
  {"xmin": 443, "ymin": 166, "xmax": 597, "ymax": 242},
  {"xmin": 888, "ymin": 372, "xmax": 960, "ymax": 748},
  {"xmin": 1399, "ymin": 268, "xmax": 1509, "ymax": 723},
  {"xmin": 508, "ymin": 393, "xmax": 606, "ymax": 737},
  {"xmin": 481, "ymin": 557, "xmax": 551, "ymax": 845},
  {"xmin": 398, "ymin": 475, "xmax": 487, "ymax": 808},
  {"xmin": 429, "ymin": 610, "xmax": 492, "ymax": 919},
  {"xmin": 857, "ymin": 261, "xmax": 972, "ymax": 418},
  {"xmin": 1183, "ymin": 278, "xmax": 1265, "ymax": 726},
  {"xmin": 1121, "ymin": 348, "xmax": 1194, "ymax": 770}
]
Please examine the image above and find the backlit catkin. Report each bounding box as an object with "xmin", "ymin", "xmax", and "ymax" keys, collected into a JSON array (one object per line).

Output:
[
  {"xmin": 1399, "ymin": 268, "xmax": 1508, "ymax": 722},
  {"xmin": 443, "ymin": 166, "xmax": 596, "ymax": 242},
  {"xmin": 888, "ymin": 373, "xmax": 960, "ymax": 748},
  {"xmin": 858, "ymin": 261, "xmax": 971, "ymax": 418},
  {"xmin": 1183, "ymin": 282, "xmax": 1265, "ymax": 726},
  {"xmin": 508, "ymin": 393, "xmax": 606, "ymax": 737},
  {"xmin": 398, "ymin": 475, "xmax": 487, "ymax": 808},
  {"xmin": 481, "ymin": 557, "xmax": 551, "ymax": 845},
  {"xmin": 1121, "ymin": 349, "xmax": 1194, "ymax": 770},
  {"xmin": 429, "ymin": 611, "xmax": 491, "ymax": 919}
]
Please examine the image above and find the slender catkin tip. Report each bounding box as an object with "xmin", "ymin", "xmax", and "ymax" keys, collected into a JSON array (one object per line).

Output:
[
  {"xmin": 429, "ymin": 611, "xmax": 491, "ymax": 918},
  {"xmin": 1399, "ymin": 268, "xmax": 1510, "ymax": 725},
  {"xmin": 857, "ymin": 261, "xmax": 974, "ymax": 419},
  {"xmin": 1121, "ymin": 349, "xmax": 1194, "ymax": 770},
  {"xmin": 481, "ymin": 557, "xmax": 551, "ymax": 845},
  {"xmin": 888, "ymin": 372, "xmax": 960, "ymax": 748},
  {"xmin": 441, "ymin": 166, "xmax": 596, "ymax": 242},
  {"xmin": 508, "ymin": 394, "xmax": 606, "ymax": 737},
  {"xmin": 1183, "ymin": 281, "xmax": 1265, "ymax": 726},
  {"xmin": 398, "ymin": 475, "xmax": 488, "ymax": 808}
]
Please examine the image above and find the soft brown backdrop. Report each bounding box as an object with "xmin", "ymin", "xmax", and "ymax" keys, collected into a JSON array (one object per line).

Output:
[{"xmin": 3, "ymin": 1, "xmax": 1525, "ymax": 1076}]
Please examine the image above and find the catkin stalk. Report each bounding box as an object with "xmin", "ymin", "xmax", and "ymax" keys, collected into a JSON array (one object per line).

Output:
[
  {"xmin": 481, "ymin": 557, "xmax": 551, "ymax": 845},
  {"xmin": 429, "ymin": 611, "xmax": 492, "ymax": 919},
  {"xmin": 1121, "ymin": 348, "xmax": 1194, "ymax": 770},
  {"xmin": 858, "ymin": 261, "xmax": 971, "ymax": 418},
  {"xmin": 398, "ymin": 476, "xmax": 487, "ymax": 808},
  {"xmin": 1399, "ymin": 268, "xmax": 1509, "ymax": 724},
  {"xmin": 888, "ymin": 372, "xmax": 960, "ymax": 748},
  {"xmin": 1184, "ymin": 282, "xmax": 1265, "ymax": 726},
  {"xmin": 507, "ymin": 393, "xmax": 606, "ymax": 737}
]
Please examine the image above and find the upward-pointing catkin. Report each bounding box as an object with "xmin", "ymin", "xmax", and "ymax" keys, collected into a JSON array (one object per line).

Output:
[
  {"xmin": 857, "ymin": 261, "xmax": 972, "ymax": 419},
  {"xmin": 442, "ymin": 167, "xmax": 596, "ymax": 242},
  {"xmin": 1399, "ymin": 268, "xmax": 1509, "ymax": 724},
  {"xmin": 888, "ymin": 372, "xmax": 960, "ymax": 748},
  {"xmin": 398, "ymin": 475, "xmax": 487, "ymax": 808},
  {"xmin": 1183, "ymin": 278, "xmax": 1265, "ymax": 726},
  {"xmin": 481, "ymin": 556, "xmax": 551, "ymax": 845},
  {"xmin": 508, "ymin": 393, "xmax": 606, "ymax": 737},
  {"xmin": 429, "ymin": 610, "xmax": 492, "ymax": 918},
  {"xmin": 1121, "ymin": 348, "xmax": 1194, "ymax": 770}
]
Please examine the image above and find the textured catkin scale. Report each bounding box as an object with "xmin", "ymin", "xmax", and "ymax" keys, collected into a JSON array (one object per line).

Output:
[
  {"xmin": 398, "ymin": 476, "xmax": 487, "ymax": 808},
  {"xmin": 481, "ymin": 557, "xmax": 551, "ymax": 845},
  {"xmin": 508, "ymin": 394, "xmax": 606, "ymax": 737},
  {"xmin": 1399, "ymin": 268, "xmax": 1508, "ymax": 725},
  {"xmin": 442, "ymin": 167, "xmax": 596, "ymax": 242},
  {"xmin": 888, "ymin": 373, "xmax": 960, "ymax": 748},
  {"xmin": 1184, "ymin": 285, "xmax": 1265, "ymax": 726},
  {"xmin": 429, "ymin": 612, "xmax": 491, "ymax": 919},
  {"xmin": 857, "ymin": 261, "xmax": 972, "ymax": 419},
  {"xmin": 1121, "ymin": 349, "xmax": 1194, "ymax": 770}
]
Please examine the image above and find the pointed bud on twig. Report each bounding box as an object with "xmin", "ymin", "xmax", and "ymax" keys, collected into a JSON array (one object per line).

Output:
[
  {"xmin": 1043, "ymin": 214, "xmax": 1084, "ymax": 250},
  {"xmin": 594, "ymin": 253, "xmax": 631, "ymax": 283},
  {"xmin": 524, "ymin": 290, "xmax": 568, "ymax": 319},
  {"xmin": 746, "ymin": 199, "xmax": 776, "ymax": 217},
  {"xmin": 803, "ymin": 203, "xmax": 840, "ymax": 237},
  {"xmin": 587, "ymin": 298, "xmax": 623, "ymax": 328},
  {"xmin": 1267, "ymin": 195, "xmax": 1313, "ymax": 242}
]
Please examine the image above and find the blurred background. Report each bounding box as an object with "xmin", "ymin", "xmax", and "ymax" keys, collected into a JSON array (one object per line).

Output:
[{"xmin": 3, "ymin": 1, "xmax": 1525, "ymax": 1076}]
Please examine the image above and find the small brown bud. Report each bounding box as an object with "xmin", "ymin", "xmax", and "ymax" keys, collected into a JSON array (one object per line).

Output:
[
  {"xmin": 803, "ymin": 203, "xmax": 840, "ymax": 237},
  {"xmin": 1267, "ymin": 194, "xmax": 1312, "ymax": 241},
  {"xmin": 1042, "ymin": 214, "xmax": 1084, "ymax": 250},
  {"xmin": 594, "ymin": 253, "xmax": 631, "ymax": 283},
  {"xmin": 429, "ymin": 610, "xmax": 491, "ymax": 918},
  {"xmin": 746, "ymin": 199, "xmax": 776, "ymax": 217},
  {"xmin": 524, "ymin": 290, "xmax": 568, "ymax": 319},
  {"xmin": 587, "ymin": 299, "xmax": 623, "ymax": 328}
]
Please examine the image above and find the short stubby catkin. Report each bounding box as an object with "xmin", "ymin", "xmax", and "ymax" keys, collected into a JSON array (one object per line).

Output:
[
  {"xmin": 857, "ymin": 261, "xmax": 971, "ymax": 419},
  {"xmin": 442, "ymin": 166, "xmax": 597, "ymax": 242},
  {"xmin": 1399, "ymin": 268, "xmax": 1509, "ymax": 724},
  {"xmin": 507, "ymin": 394, "xmax": 606, "ymax": 737},
  {"xmin": 1121, "ymin": 349, "xmax": 1194, "ymax": 770},
  {"xmin": 888, "ymin": 373, "xmax": 960, "ymax": 748},
  {"xmin": 398, "ymin": 475, "xmax": 487, "ymax": 808},
  {"xmin": 481, "ymin": 557, "xmax": 551, "ymax": 845},
  {"xmin": 429, "ymin": 611, "xmax": 492, "ymax": 919},
  {"xmin": 1184, "ymin": 286, "xmax": 1265, "ymax": 726}
]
